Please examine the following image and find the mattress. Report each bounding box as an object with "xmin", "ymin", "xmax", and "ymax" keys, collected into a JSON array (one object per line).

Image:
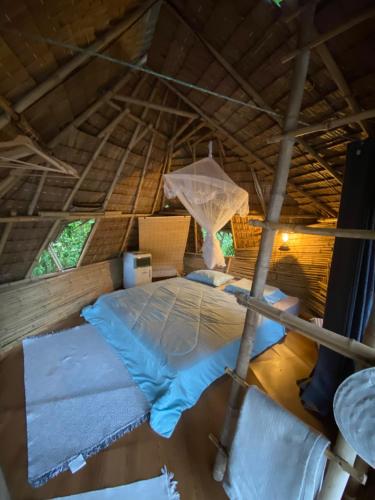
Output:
[{"xmin": 82, "ymin": 278, "xmax": 299, "ymax": 438}]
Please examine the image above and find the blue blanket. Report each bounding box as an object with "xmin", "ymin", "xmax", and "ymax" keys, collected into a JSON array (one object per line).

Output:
[{"xmin": 82, "ymin": 278, "xmax": 286, "ymax": 438}]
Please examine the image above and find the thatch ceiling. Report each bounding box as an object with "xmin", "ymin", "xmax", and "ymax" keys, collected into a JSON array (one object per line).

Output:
[{"xmin": 0, "ymin": 0, "xmax": 374, "ymax": 284}]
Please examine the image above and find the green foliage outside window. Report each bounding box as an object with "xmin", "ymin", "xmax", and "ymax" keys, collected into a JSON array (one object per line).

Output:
[
  {"xmin": 201, "ymin": 228, "xmax": 235, "ymax": 257},
  {"xmin": 32, "ymin": 249, "xmax": 58, "ymax": 277},
  {"xmin": 216, "ymin": 230, "xmax": 235, "ymax": 256},
  {"xmin": 31, "ymin": 219, "xmax": 95, "ymax": 277}
]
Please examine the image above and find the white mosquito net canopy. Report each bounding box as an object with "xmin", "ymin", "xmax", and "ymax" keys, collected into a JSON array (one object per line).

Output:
[{"xmin": 163, "ymin": 157, "xmax": 249, "ymax": 269}]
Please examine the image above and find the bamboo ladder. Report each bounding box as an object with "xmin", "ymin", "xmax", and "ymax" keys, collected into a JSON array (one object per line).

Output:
[{"xmin": 210, "ymin": 3, "xmax": 375, "ymax": 500}]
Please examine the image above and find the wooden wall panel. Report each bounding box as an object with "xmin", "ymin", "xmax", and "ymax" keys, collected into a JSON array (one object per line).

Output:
[
  {"xmin": 0, "ymin": 259, "xmax": 122, "ymax": 352},
  {"xmin": 184, "ymin": 217, "xmax": 334, "ymax": 316},
  {"xmin": 231, "ymin": 216, "xmax": 334, "ymax": 316}
]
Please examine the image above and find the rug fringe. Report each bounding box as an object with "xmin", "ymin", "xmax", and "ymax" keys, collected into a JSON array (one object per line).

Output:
[
  {"xmin": 161, "ymin": 466, "xmax": 181, "ymax": 500},
  {"xmin": 30, "ymin": 413, "xmax": 149, "ymax": 488}
]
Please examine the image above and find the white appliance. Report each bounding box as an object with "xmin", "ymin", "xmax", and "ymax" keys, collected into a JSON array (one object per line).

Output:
[{"xmin": 123, "ymin": 251, "xmax": 152, "ymax": 288}]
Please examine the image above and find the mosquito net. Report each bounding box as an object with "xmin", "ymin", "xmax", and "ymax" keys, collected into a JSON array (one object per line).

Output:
[{"xmin": 163, "ymin": 157, "xmax": 249, "ymax": 269}]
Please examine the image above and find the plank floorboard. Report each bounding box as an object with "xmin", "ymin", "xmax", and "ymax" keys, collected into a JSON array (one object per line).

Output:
[{"xmin": 0, "ymin": 322, "xmax": 324, "ymax": 500}]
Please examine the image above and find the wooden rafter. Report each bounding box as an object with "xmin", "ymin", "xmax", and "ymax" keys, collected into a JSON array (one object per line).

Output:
[
  {"xmin": 24, "ymin": 76, "xmax": 149, "ymax": 277},
  {"xmin": 249, "ymin": 220, "xmax": 375, "ymax": 240},
  {"xmin": 0, "ymin": 135, "xmax": 78, "ymax": 177},
  {"xmin": 0, "ymin": 95, "xmax": 41, "ymax": 142},
  {"xmin": 78, "ymin": 81, "xmax": 161, "ymax": 265},
  {"xmin": 0, "ymin": 212, "xmax": 152, "ymax": 224},
  {"xmin": 165, "ymin": 2, "xmax": 343, "ymax": 185},
  {"xmin": 0, "ymin": 71, "xmax": 138, "ymax": 206},
  {"xmin": 112, "ymin": 94, "xmax": 198, "ymax": 119},
  {"xmin": 0, "ymin": 222, "xmax": 12, "ymax": 259},
  {"xmin": 0, "ymin": 0, "xmax": 158, "ymax": 131},
  {"xmin": 315, "ymin": 41, "xmax": 369, "ymax": 137},
  {"xmin": 0, "ymin": 172, "xmax": 18, "ymax": 198},
  {"xmin": 213, "ymin": 2, "xmax": 318, "ymax": 480},
  {"xmin": 27, "ymin": 171, "xmax": 47, "ymax": 216},
  {"xmin": 173, "ymin": 122, "xmax": 206, "ymax": 149},
  {"xmin": 269, "ymin": 107, "xmax": 375, "ymax": 143},
  {"xmin": 163, "ymin": 81, "xmax": 336, "ymax": 217},
  {"xmin": 120, "ymin": 89, "xmax": 169, "ymax": 252},
  {"xmin": 152, "ymin": 146, "xmax": 171, "ymax": 214},
  {"xmin": 282, "ymin": 4, "xmax": 375, "ymax": 64}
]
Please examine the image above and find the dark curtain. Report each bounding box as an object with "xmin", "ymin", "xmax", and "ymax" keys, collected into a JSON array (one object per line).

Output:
[{"xmin": 301, "ymin": 139, "xmax": 375, "ymax": 417}]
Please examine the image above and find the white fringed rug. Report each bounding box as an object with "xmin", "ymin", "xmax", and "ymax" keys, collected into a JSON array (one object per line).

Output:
[
  {"xmin": 52, "ymin": 467, "xmax": 180, "ymax": 500},
  {"xmin": 23, "ymin": 324, "xmax": 150, "ymax": 487}
]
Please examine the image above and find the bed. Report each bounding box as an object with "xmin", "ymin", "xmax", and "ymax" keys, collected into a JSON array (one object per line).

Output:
[{"xmin": 82, "ymin": 277, "xmax": 299, "ymax": 438}]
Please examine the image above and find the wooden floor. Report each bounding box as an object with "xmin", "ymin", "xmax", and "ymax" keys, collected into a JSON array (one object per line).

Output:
[{"xmin": 0, "ymin": 325, "xmax": 324, "ymax": 500}]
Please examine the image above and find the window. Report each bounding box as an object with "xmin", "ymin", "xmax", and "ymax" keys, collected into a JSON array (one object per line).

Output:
[
  {"xmin": 31, "ymin": 219, "xmax": 95, "ymax": 277},
  {"xmin": 201, "ymin": 228, "xmax": 235, "ymax": 257}
]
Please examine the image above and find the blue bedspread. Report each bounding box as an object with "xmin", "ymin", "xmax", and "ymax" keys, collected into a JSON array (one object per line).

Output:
[{"xmin": 82, "ymin": 278, "xmax": 286, "ymax": 438}]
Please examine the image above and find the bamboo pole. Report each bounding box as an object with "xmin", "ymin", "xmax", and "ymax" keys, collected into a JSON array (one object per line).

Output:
[
  {"xmin": 98, "ymin": 108, "xmax": 130, "ymax": 138},
  {"xmin": 27, "ymin": 171, "xmax": 47, "ymax": 215},
  {"xmin": 0, "ymin": 95, "xmax": 41, "ymax": 141},
  {"xmin": 0, "ymin": 136, "xmax": 78, "ymax": 177},
  {"xmin": 23, "ymin": 74, "xmax": 145, "ymax": 278},
  {"xmin": 151, "ymin": 147, "xmax": 170, "ymax": 213},
  {"xmin": 49, "ymin": 72, "xmax": 137, "ymax": 148},
  {"xmin": 282, "ymin": 5, "xmax": 375, "ymax": 64},
  {"xmin": 127, "ymin": 110, "xmax": 167, "ymax": 140},
  {"xmin": 163, "ymin": 81, "xmax": 336, "ymax": 217},
  {"xmin": 269, "ymin": 108, "xmax": 375, "ymax": 143},
  {"xmin": 213, "ymin": 2, "xmax": 318, "ymax": 481},
  {"xmin": 112, "ymin": 94, "xmax": 197, "ymax": 119},
  {"xmin": 120, "ymin": 135, "xmax": 155, "ymax": 252},
  {"xmin": 166, "ymin": 1, "xmax": 342, "ymax": 184},
  {"xmin": 79, "ymin": 84, "xmax": 160, "ymax": 265},
  {"xmin": 24, "ymin": 121, "xmax": 124, "ymax": 277},
  {"xmin": 0, "ymin": 223, "xmax": 12, "ymax": 258},
  {"xmin": 120, "ymin": 89, "xmax": 167, "ymax": 252},
  {"xmin": 173, "ymin": 122, "xmax": 206, "ymax": 149},
  {"xmin": 101, "ymin": 86, "xmax": 159, "ymax": 210},
  {"xmin": 237, "ymin": 296, "xmax": 375, "ymax": 365},
  {"xmin": 248, "ymin": 220, "xmax": 375, "ymax": 240},
  {"xmin": 0, "ymin": 0, "xmax": 158, "ymax": 131},
  {"xmin": 0, "ymin": 211, "xmax": 152, "ymax": 223},
  {"xmin": 172, "ymin": 116, "xmax": 196, "ymax": 144},
  {"xmin": 319, "ymin": 295, "xmax": 375, "ymax": 500},
  {"xmin": 315, "ymin": 41, "xmax": 369, "ymax": 137},
  {"xmin": 0, "ymin": 172, "xmax": 19, "ymax": 198}
]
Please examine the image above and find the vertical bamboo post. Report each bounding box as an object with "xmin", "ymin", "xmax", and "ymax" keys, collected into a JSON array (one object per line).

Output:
[
  {"xmin": 212, "ymin": 1, "xmax": 318, "ymax": 481},
  {"xmin": 319, "ymin": 297, "xmax": 375, "ymax": 500}
]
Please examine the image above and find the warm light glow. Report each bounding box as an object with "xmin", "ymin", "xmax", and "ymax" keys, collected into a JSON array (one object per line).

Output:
[{"xmin": 281, "ymin": 232, "xmax": 289, "ymax": 243}]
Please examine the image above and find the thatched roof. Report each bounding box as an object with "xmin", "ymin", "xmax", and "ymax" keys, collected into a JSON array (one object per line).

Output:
[{"xmin": 0, "ymin": 0, "xmax": 374, "ymax": 283}]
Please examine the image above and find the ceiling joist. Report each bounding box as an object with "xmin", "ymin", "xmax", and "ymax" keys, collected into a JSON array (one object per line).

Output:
[
  {"xmin": 163, "ymin": 80, "xmax": 337, "ymax": 217},
  {"xmin": 0, "ymin": 0, "xmax": 159, "ymax": 131},
  {"xmin": 165, "ymin": 1, "xmax": 343, "ymax": 185}
]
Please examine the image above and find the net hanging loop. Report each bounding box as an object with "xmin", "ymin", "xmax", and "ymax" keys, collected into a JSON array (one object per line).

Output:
[{"xmin": 208, "ymin": 140, "xmax": 213, "ymax": 159}]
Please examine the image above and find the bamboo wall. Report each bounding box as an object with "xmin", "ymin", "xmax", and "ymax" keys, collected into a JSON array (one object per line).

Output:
[
  {"xmin": 0, "ymin": 259, "xmax": 122, "ymax": 352},
  {"xmin": 231, "ymin": 216, "xmax": 334, "ymax": 316}
]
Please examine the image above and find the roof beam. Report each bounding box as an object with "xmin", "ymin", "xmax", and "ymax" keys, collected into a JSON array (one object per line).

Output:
[
  {"xmin": 0, "ymin": 0, "xmax": 158, "ymax": 131},
  {"xmin": 112, "ymin": 94, "xmax": 198, "ymax": 119},
  {"xmin": 0, "ymin": 222, "xmax": 12, "ymax": 259},
  {"xmin": 269, "ymin": 107, "xmax": 375, "ymax": 143},
  {"xmin": 282, "ymin": 5, "xmax": 375, "ymax": 64},
  {"xmin": 163, "ymin": 80, "xmax": 336, "ymax": 217},
  {"xmin": 165, "ymin": 1, "xmax": 342, "ymax": 184},
  {"xmin": 315, "ymin": 41, "xmax": 369, "ymax": 137},
  {"xmin": 0, "ymin": 212, "xmax": 152, "ymax": 224},
  {"xmin": 24, "ymin": 76, "xmax": 148, "ymax": 277}
]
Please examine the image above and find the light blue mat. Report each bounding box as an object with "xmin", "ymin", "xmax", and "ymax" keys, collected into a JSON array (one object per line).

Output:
[
  {"xmin": 52, "ymin": 467, "xmax": 180, "ymax": 500},
  {"xmin": 23, "ymin": 324, "xmax": 150, "ymax": 487}
]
